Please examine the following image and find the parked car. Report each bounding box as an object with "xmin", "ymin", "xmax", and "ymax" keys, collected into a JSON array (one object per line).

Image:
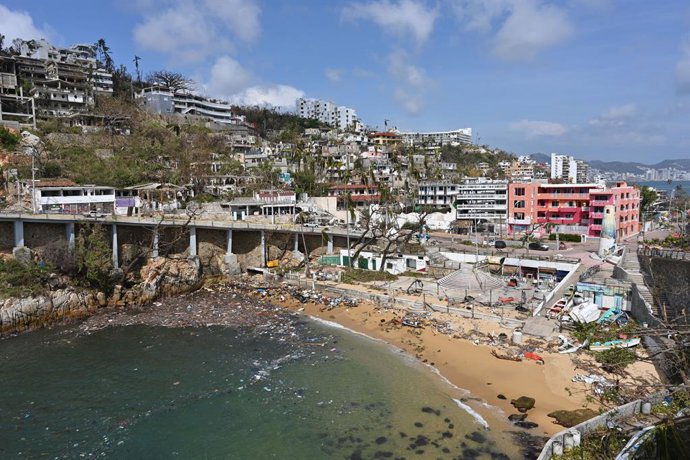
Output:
[
  {"xmin": 494, "ymin": 240, "xmax": 507, "ymax": 249},
  {"xmin": 83, "ymin": 210, "xmax": 107, "ymax": 218},
  {"xmin": 303, "ymin": 222, "xmax": 319, "ymax": 228},
  {"xmin": 528, "ymin": 242, "xmax": 549, "ymax": 251}
]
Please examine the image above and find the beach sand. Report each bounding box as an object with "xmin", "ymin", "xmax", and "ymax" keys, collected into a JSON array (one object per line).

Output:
[{"xmin": 272, "ymin": 294, "xmax": 661, "ymax": 437}]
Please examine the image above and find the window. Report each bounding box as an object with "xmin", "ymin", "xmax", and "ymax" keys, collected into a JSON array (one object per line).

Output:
[
  {"xmin": 514, "ymin": 200, "xmax": 525, "ymax": 208},
  {"xmin": 514, "ymin": 187, "xmax": 525, "ymax": 196}
]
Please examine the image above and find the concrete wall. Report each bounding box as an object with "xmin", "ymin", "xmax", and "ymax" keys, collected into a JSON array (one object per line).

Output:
[
  {"xmin": 24, "ymin": 222, "xmax": 67, "ymax": 249},
  {"xmin": 0, "ymin": 222, "xmax": 13, "ymax": 250}
]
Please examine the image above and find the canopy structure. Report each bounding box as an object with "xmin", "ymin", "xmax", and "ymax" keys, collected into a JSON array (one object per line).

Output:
[{"xmin": 438, "ymin": 266, "xmax": 505, "ymax": 292}]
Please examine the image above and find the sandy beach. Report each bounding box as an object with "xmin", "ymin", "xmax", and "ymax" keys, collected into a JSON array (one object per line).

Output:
[{"xmin": 271, "ymin": 289, "xmax": 661, "ymax": 437}]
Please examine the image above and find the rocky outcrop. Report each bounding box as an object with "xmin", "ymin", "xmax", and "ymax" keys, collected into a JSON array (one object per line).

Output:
[{"xmin": 0, "ymin": 256, "xmax": 202, "ymax": 335}]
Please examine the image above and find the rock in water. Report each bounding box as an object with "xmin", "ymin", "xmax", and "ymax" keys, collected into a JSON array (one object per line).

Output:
[
  {"xmin": 515, "ymin": 421, "xmax": 539, "ymax": 429},
  {"xmin": 547, "ymin": 408, "xmax": 598, "ymax": 427},
  {"xmin": 508, "ymin": 413, "xmax": 527, "ymax": 422},
  {"xmin": 510, "ymin": 396, "xmax": 535, "ymax": 413}
]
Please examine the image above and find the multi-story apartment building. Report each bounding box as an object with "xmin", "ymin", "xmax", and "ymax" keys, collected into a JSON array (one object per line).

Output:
[
  {"xmin": 140, "ymin": 86, "xmax": 247, "ymax": 126},
  {"xmin": 588, "ymin": 182, "xmax": 640, "ymax": 239},
  {"xmin": 507, "ymin": 181, "xmax": 640, "ymax": 239},
  {"xmin": 328, "ymin": 184, "xmax": 380, "ymax": 210},
  {"xmin": 550, "ymin": 153, "xmax": 589, "ymax": 183},
  {"xmin": 400, "ymin": 128, "xmax": 472, "ymax": 147},
  {"xmin": 295, "ymin": 97, "xmax": 359, "ymax": 131},
  {"xmin": 416, "ymin": 182, "xmax": 458, "ymax": 208},
  {"xmin": 454, "ymin": 178, "xmax": 508, "ymax": 223},
  {"xmin": 4, "ymin": 38, "xmax": 114, "ymax": 119}
]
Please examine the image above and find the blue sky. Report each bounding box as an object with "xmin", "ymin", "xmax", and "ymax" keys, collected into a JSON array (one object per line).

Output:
[{"xmin": 1, "ymin": 0, "xmax": 689, "ymax": 162}]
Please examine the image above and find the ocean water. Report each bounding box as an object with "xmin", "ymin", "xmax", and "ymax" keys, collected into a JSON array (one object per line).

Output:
[
  {"xmin": 0, "ymin": 321, "xmax": 520, "ymax": 459},
  {"xmin": 635, "ymin": 180, "xmax": 690, "ymax": 194}
]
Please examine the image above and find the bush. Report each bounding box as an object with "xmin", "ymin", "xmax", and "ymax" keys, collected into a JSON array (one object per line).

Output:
[
  {"xmin": 0, "ymin": 259, "xmax": 51, "ymax": 299},
  {"xmin": 0, "ymin": 127, "xmax": 21, "ymax": 149},
  {"xmin": 594, "ymin": 347, "xmax": 638, "ymax": 373},
  {"xmin": 548, "ymin": 233, "xmax": 582, "ymax": 242}
]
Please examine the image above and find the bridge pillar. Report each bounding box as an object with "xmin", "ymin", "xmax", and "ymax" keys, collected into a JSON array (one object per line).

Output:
[
  {"xmin": 293, "ymin": 233, "xmax": 299, "ymax": 256},
  {"xmin": 327, "ymin": 233, "xmax": 334, "ymax": 254},
  {"xmin": 151, "ymin": 227, "xmax": 159, "ymax": 259},
  {"xmin": 223, "ymin": 229, "xmax": 241, "ymax": 275},
  {"xmin": 13, "ymin": 220, "xmax": 24, "ymax": 248},
  {"xmin": 189, "ymin": 226, "xmax": 197, "ymax": 257},
  {"xmin": 111, "ymin": 224, "xmax": 119, "ymax": 268},
  {"xmin": 226, "ymin": 229, "xmax": 233, "ymax": 254},
  {"xmin": 260, "ymin": 230, "xmax": 266, "ymax": 267},
  {"xmin": 65, "ymin": 223, "xmax": 75, "ymax": 250}
]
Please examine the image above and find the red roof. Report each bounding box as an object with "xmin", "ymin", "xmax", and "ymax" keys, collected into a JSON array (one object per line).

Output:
[{"xmin": 351, "ymin": 194, "xmax": 382, "ymax": 201}]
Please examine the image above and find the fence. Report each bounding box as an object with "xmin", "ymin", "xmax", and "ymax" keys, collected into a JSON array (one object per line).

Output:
[{"xmin": 637, "ymin": 247, "xmax": 690, "ymax": 261}]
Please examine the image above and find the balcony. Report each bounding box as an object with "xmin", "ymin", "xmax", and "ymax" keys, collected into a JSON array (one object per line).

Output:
[
  {"xmin": 590, "ymin": 212, "xmax": 604, "ymax": 219},
  {"xmin": 589, "ymin": 200, "xmax": 612, "ymax": 206},
  {"xmin": 538, "ymin": 193, "xmax": 591, "ymax": 200},
  {"xmin": 508, "ymin": 218, "xmax": 531, "ymax": 225},
  {"xmin": 590, "ymin": 224, "xmax": 602, "ymax": 231}
]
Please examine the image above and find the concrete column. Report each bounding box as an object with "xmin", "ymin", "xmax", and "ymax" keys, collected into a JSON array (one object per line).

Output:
[
  {"xmin": 260, "ymin": 230, "xmax": 266, "ymax": 267},
  {"xmin": 189, "ymin": 226, "xmax": 197, "ymax": 257},
  {"xmin": 13, "ymin": 220, "xmax": 25, "ymax": 248},
  {"xmin": 152, "ymin": 227, "xmax": 159, "ymax": 259},
  {"xmin": 294, "ymin": 233, "xmax": 299, "ymax": 254},
  {"xmin": 226, "ymin": 229, "xmax": 233, "ymax": 254},
  {"xmin": 327, "ymin": 233, "xmax": 334, "ymax": 254},
  {"xmin": 65, "ymin": 223, "xmax": 75, "ymax": 250},
  {"xmin": 111, "ymin": 224, "xmax": 119, "ymax": 268}
]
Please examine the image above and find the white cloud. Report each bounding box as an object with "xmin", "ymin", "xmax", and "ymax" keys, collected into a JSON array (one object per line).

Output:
[
  {"xmin": 452, "ymin": 0, "xmax": 573, "ymax": 61},
  {"xmin": 676, "ymin": 36, "xmax": 690, "ymax": 94},
  {"xmin": 325, "ymin": 68, "xmax": 343, "ymax": 83},
  {"xmin": 510, "ymin": 119, "xmax": 567, "ymax": 137},
  {"xmin": 387, "ymin": 50, "xmax": 427, "ymax": 88},
  {"xmin": 230, "ymin": 85, "xmax": 305, "ymax": 108},
  {"xmin": 133, "ymin": 0, "xmax": 260, "ymax": 62},
  {"xmin": 342, "ymin": 0, "xmax": 439, "ymax": 45},
  {"xmin": 206, "ymin": 55, "xmax": 252, "ymax": 96},
  {"xmin": 386, "ymin": 50, "xmax": 430, "ymax": 115},
  {"xmin": 203, "ymin": 0, "xmax": 260, "ymax": 42},
  {"xmin": 601, "ymin": 103, "xmax": 637, "ymax": 119},
  {"xmin": 0, "ymin": 5, "xmax": 53, "ymax": 44}
]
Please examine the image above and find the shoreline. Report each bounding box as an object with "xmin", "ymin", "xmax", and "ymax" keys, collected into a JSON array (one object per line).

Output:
[
  {"xmin": 6, "ymin": 278, "xmax": 661, "ymax": 440},
  {"xmin": 268, "ymin": 286, "xmax": 661, "ymax": 438}
]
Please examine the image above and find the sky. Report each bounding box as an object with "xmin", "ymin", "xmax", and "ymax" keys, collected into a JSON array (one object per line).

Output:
[{"xmin": 1, "ymin": 0, "xmax": 689, "ymax": 163}]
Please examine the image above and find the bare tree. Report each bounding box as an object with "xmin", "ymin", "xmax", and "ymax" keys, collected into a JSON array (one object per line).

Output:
[{"xmin": 147, "ymin": 70, "xmax": 195, "ymax": 93}]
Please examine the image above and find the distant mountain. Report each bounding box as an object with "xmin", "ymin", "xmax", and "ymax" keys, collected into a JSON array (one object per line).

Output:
[
  {"xmin": 528, "ymin": 153, "xmax": 550, "ymax": 164},
  {"xmin": 525, "ymin": 154, "xmax": 690, "ymax": 173},
  {"xmin": 588, "ymin": 160, "xmax": 648, "ymax": 174}
]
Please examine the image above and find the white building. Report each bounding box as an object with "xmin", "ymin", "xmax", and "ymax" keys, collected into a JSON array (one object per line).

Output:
[
  {"xmin": 31, "ymin": 180, "xmax": 116, "ymax": 214},
  {"xmin": 295, "ymin": 97, "xmax": 359, "ymax": 131},
  {"xmin": 416, "ymin": 182, "xmax": 458, "ymax": 207},
  {"xmin": 550, "ymin": 153, "xmax": 589, "ymax": 183},
  {"xmin": 454, "ymin": 178, "xmax": 508, "ymax": 223},
  {"xmin": 400, "ymin": 128, "xmax": 472, "ymax": 147},
  {"xmin": 140, "ymin": 86, "xmax": 247, "ymax": 126}
]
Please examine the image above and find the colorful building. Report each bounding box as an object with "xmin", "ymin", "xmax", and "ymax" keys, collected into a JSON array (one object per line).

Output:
[{"xmin": 507, "ymin": 181, "xmax": 640, "ymax": 239}]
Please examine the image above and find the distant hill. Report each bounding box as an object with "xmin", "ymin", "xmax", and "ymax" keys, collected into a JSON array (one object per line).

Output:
[{"xmin": 526, "ymin": 153, "xmax": 690, "ymax": 173}]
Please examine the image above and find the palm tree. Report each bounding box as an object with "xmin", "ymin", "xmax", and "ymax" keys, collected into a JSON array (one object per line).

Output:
[{"xmin": 95, "ymin": 38, "xmax": 114, "ymax": 72}]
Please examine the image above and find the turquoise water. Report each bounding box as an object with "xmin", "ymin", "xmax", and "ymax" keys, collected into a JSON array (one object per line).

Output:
[
  {"xmin": 635, "ymin": 180, "xmax": 690, "ymax": 194},
  {"xmin": 0, "ymin": 321, "xmax": 519, "ymax": 459}
]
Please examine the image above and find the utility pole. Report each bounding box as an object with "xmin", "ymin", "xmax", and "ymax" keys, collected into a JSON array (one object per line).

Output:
[{"xmin": 31, "ymin": 152, "xmax": 37, "ymax": 213}]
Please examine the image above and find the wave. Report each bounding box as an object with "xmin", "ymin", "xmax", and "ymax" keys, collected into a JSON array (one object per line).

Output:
[
  {"xmin": 452, "ymin": 398, "xmax": 490, "ymax": 429},
  {"xmin": 308, "ymin": 315, "xmax": 498, "ymax": 429}
]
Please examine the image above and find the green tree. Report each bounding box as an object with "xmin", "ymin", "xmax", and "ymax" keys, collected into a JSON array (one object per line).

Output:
[
  {"xmin": 640, "ymin": 185, "xmax": 658, "ymax": 215},
  {"xmin": 95, "ymin": 38, "xmax": 114, "ymax": 72},
  {"xmin": 75, "ymin": 224, "xmax": 114, "ymax": 292}
]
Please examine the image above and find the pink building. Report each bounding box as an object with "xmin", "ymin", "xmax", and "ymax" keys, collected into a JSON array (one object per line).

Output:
[
  {"xmin": 588, "ymin": 182, "xmax": 640, "ymax": 239},
  {"xmin": 507, "ymin": 181, "xmax": 640, "ymax": 239}
]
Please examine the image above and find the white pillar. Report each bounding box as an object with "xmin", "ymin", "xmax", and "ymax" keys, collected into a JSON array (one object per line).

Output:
[
  {"xmin": 111, "ymin": 224, "xmax": 119, "ymax": 268},
  {"xmin": 226, "ymin": 229, "xmax": 233, "ymax": 254},
  {"xmin": 65, "ymin": 222, "xmax": 75, "ymax": 250},
  {"xmin": 327, "ymin": 233, "xmax": 334, "ymax": 254},
  {"xmin": 152, "ymin": 227, "xmax": 159, "ymax": 259},
  {"xmin": 294, "ymin": 233, "xmax": 299, "ymax": 254},
  {"xmin": 13, "ymin": 220, "xmax": 24, "ymax": 248},
  {"xmin": 260, "ymin": 230, "xmax": 266, "ymax": 267},
  {"xmin": 189, "ymin": 226, "xmax": 197, "ymax": 257}
]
